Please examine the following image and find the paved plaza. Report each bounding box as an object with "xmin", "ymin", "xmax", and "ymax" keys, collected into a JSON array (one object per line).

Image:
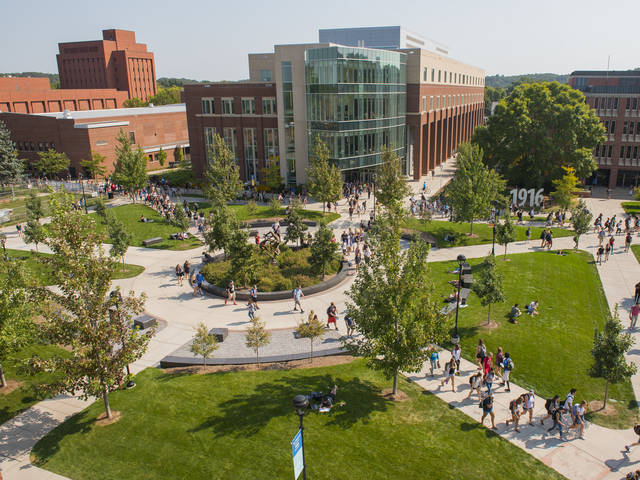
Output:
[{"xmin": 3, "ymin": 159, "xmax": 640, "ymax": 479}]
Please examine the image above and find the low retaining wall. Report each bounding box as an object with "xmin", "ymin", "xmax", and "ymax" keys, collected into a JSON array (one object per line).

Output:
[
  {"xmin": 242, "ymin": 219, "xmax": 317, "ymax": 228},
  {"xmin": 202, "ymin": 261, "xmax": 351, "ymax": 301}
]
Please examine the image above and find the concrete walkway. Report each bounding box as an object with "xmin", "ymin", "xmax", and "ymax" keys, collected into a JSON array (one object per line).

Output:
[{"xmin": 4, "ymin": 161, "xmax": 640, "ymax": 479}]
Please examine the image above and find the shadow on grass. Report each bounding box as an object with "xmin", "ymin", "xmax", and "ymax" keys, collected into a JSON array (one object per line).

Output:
[
  {"xmin": 187, "ymin": 373, "xmax": 388, "ymax": 438},
  {"xmin": 30, "ymin": 410, "xmax": 92, "ymax": 466}
]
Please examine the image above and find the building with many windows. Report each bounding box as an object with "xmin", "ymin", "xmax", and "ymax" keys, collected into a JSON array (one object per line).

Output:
[
  {"xmin": 569, "ymin": 71, "xmax": 640, "ymax": 189},
  {"xmin": 184, "ymin": 27, "xmax": 485, "ymax": 185}
]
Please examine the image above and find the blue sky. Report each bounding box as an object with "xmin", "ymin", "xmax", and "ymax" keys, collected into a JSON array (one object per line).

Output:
[{"xmin": 1, "ymin": 0, "xmax": 638, "ymax": 80}]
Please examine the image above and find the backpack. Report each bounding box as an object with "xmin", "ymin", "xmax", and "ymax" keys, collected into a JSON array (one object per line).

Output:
[
  {"xmin": 504, "ymin": 358, "xmax": 514, "ymax": 371},
  {"xmin": 545, "ymin": 398, "xmax": 554, "ymax": 413},
  {"xmin": 634, "ymin": 424, "xmax": 640, "ymax": 436}
]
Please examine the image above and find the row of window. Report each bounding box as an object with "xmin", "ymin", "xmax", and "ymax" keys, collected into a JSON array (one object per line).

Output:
[
  {"xmin": 595, "ymin": 144, "xmax": 640, "ymax": 159},
  {"xmin": 422, "ymin": 67, "xmax": 483, "ymax": 86},
  {"xmin": 603, "ymin": 120, "xmax": 640, "ymax": 135},
  {"xmin": 421, "ymin": 93, "xmax": 482, "ymax": 111},
  {"xmin": 14, "ymin": 141, "xmax": 55, "ymax": 152},
  {"xmin": 592, "ymin": 97, "xmax": 640, "ymax": 111},
  {"xmin": 201, "ymin": 97, "xmax": 276, "ymax": 116},
  {"xmin": 203, "ymin": 127, "xmax": 279, "ymax": 161}
]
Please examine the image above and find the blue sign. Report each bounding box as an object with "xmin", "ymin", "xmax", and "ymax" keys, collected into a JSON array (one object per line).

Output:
[{"xmin": 291, "ymin": 429, "xmax": 304, "ymax": 479}]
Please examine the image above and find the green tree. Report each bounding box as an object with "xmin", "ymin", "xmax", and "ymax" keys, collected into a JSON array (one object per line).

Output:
[
  {"xmin": 345, "ymin": 214, "xmax": 447, "ymax": 396},
  {"xmin": 284, "ymin": 202, "xmax": 308, "ymax": 246},
  {"xmin": 174, "ymin": 147, "xmax": 184, "ymax": 165},
  {"xmin": 203, "ymin": 133, "xmax": 242, "ymax": 206},
  {"xmin": 472, "ymin": 256, "xmax": 505, "ymax": 325},
  {"xmin": 551, "ymin": 166, "xmax": 580, "ymax": 210},
  {"xmin": 23, "ymin": 219, "xmax": 45, "ymax": 253},
  {"xmin": 111, "ymin": 129, "xmax": 148, "ymax": 202},
  {"xmin": 157, "ymin": 147, "xmax": 167, "ymax": 167},
  {"xmin": 375, "ymin": 146, "xmax": 410, "ymax": 219},
  {"xmin": 148, "ymin": 86, "xmax": 182, "ymax": 106},
  {"xmin": 0, "ymin": 258, "xmax": 35, "ymax": 387},
  {"xmin": 204, "ymin": 206, "xmax": 240, "ymax": 257},
  {"xmin": 245, "ymin": 316, "xmax": 271, "ymax": 364},
  {"xmin": 0, "ymin": 120, "xmax": 24, "ymax": 188},
  {"xmin": 496, "ymin": 214, "xmax": 516, "ymax": 259},
  {"xmin": 246, "ymin": 200, "xmax": 258, "ymax": 217},
  {"xmin": 269, "ymin": 197, "xmax": 282, "ymax": 215},
  {"xmin": 571, "ymin": 200, "xmax": 593, "ymax": 249},
  {"xmin": 307, "ymin": 136, "xmax": 342, "ymax": 213},
  {"xmin": 261, "ymin": 161, "xmax": 283, "ymax": 192},
  {"xmin": 25, "ymin": 191, "xmax": 44, "ymax": 221},
  {"xmin": 32, "ymin": 149, "xmax": 70, "ymax": 178},
  {"xmin": 172, "ymin": 204, "xmax": 190, "ymax": 231},
  {"xmin": 190, "ymin": 322, "xmax": 219, "ymax": 366},
  {"xmin": 310, "ymin": 223, "xmax": 339, "ymax": 278},
  {"xmin": 227, "ymin": 229, "xmax": 260, "ymax": 287},
  {"xmin": 297, "ymin": 314, "xmax": 326, "ymax": 362},
  {"xmin": 484, "ymin": 86, "xmax": 507, "ymax": 116},
  {"xmin": 27, "ymin": 192, "xmax": 151, "ymax": 419},
  {"xmin": 107, "ymin": 215, "xmax": 132, "ymax": 270},
  {"xmin": 473, "ymin": 82, "xmax": 606, "ymax": 190},
  {"xmin": 123, "ymin": 97, "xmax": 147, "ymax": 108},
  {"xmin": 446, "ymin": 143, "xmax": 506, "ymax": 234},
  {"xmin": 80, "ymin": 152, "xmax": 106, "ymax": 179},
  {"xmin": 590, "ymin": 305, "xmax": 636, "ymax": 408},
  {"xmin": 94, "ymin": 197, "xmax": 107, "ymax": 220}
]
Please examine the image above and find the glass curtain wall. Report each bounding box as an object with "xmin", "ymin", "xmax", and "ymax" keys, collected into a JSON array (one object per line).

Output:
[
  {"xmin": 305, "ymin": 46, "xmax": 407, "ymax": 175},
  {"xmin": 281, "ymin": 61, "xmax": 296, "ymax": 184}
]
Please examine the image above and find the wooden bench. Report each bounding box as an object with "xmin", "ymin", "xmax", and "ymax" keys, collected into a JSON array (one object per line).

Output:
[{"xmin": 142, "ymin": 237, "xmax": 163, "ymax": 247}]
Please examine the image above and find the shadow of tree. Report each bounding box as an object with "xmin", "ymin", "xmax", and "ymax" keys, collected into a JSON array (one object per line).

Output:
[{"xmin": 188, "ymin": 373, "xmax": 388, "ymax": 438}]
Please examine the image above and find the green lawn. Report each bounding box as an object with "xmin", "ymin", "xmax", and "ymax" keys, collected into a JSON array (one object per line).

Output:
[
  {"xmin": 622, "ymin": 202, "xmax": 640, "ymax": 216},
  {"xmin": 91, "ymin": 204, "xmax": 203, "ymax": 251},
  {"xmin": 0, "ymin": 193, "xmax": 101, "ymax": 226},
  {"xmin": 406, "ymin": 218, "xmax": 574, "ymax": 248},
  {"xmin": 2, "ymin": 249, "xmax": 144, "ymax": 284},
  {"xmin": 431, "ymin": 250, "xmax": 637, "ymax": 428},
  {"xmin": 632, "ymin": 245, "xmax": 640, "ymax": 264},
  {"xmin": 31, "ymin": 360, "xmax": 563, "ymax": 480},
  {"xmin": 228, "ymin": 204, "xmax": 341, "ymax": 225},
  {"xmin": 1, "ymin": 343, "xmax": 70, "ymax": 424}
]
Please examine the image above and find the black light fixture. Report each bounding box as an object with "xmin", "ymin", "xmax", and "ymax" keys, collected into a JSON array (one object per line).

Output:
[
  {"xmin": 451, "ymin": 254, "xmax": 466, "ymax": 344},
  {"xmin": 292, "ymin": 395, "xmax": 309, "ymax": 480}
]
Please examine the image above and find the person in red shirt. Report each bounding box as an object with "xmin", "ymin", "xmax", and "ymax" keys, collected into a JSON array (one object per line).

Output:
[
  {"xmin": 482, "ymin": 352, "xmax": 493, "ymax": 379},
  {"xmin": 630, "ymin": 304, "xmax": 640, "ymax": 329}
]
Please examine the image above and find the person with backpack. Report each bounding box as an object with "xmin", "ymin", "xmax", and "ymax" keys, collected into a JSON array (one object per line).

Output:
[
  {"xmin": 624, "ymin": 424, "xmax": 640, "ymax": 453},
  {"xmin": 451, "ymin": 344, "xmax": 461, "ymax": 374},
  {"xmin": 485, "ymin": 367, "xmax": 496, "ymax": 395},
  {"xmin": 630, "ymin": 304, "xmax": 640, "ymax": 329},
  {"xmin": 564, "ymin": 388, "xmax": 577, "ymax": 423},
  {"xmin": 569, "ymin": 400, "xmax": 587, "ymax": 439},
  {"xmin": 480, "ymin": 393, "xmax": 497, "ymax": 430},
  {"xmin": 466, "ymin": 371, "xmax": 483, "ymax": 400},
  {"xmin": 428, "ymin": 346, "xmax": 440, "ymax": 377},
  {"xmin": 440, "ymin": 358, "xmax": 456, "ymax": 392},
  {"xmin": 547, "ymin": 407, "xmax": 567, "ymax": 440},
  {"xmin": 521, "ymin": 390, "xmax": 535, "ymax": 425},
  {"xmin": 326, "ymin": 302, "xmax": 338, "ymax": 330},
  {"xmin": 501, "ymin": 353, "xmax": 514, "ymax": 392},
  {"xmin": 505, "ymin": 396, "xmax": 523, "ymax": 433},
  {"xmin": 475, "ymin": 339, "xmax": 487, "ymax": 368},
  {"xmin": 540, "ymin": 395, "xmax": 560, "ymax": 426}
]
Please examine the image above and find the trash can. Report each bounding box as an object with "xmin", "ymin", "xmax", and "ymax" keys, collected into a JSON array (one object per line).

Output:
[{"xmin": 108, "ymin": 192, "xmax": 114, "ymax": 199}]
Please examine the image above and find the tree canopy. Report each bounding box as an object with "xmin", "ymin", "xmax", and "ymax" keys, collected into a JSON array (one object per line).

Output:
[
  {"xmin": 203, "ymin": 133, "xmax": 242, "ymax": 206},
  {"xmin": 307, "ymin": 136, "xmax": 342, "ymax": 213},
  {"xmin": 472, "ymin": 81, "xmax": 606, "ymax": 190},
  {"xmin": 0, "ymin": 120, "xmax": 24, "ymax": 185},
  {"xmin": 111, "ymin": 130, "xmax": 148, "ymax": 201},
  {"xmin": 375, "ymin": 147, "xmax": 409, "ymax": 218},
  {"xmin": 33, "ymin": 149, "xmax": 70, "ymax": 178},
  {"xmin": 80, "ymin": 152, "xmax": 106, "ymax": 179},
  {"xmin": 571, "ymin": 200, "xmax": 593, "ymax": 248},
  {"xmin": 551, "ymin": 166, "xmax": 580, "ymax": 210}
]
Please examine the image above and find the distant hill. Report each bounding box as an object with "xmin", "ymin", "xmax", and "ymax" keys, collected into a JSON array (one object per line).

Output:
[
  {"xmin": 0, "ymin": 72, "xmax": 59, "ymax": 88},
  {"xmin": 157, "ymin": 77, "xmax": 247, "ymax": 87},
  {"xmin": 486, "ymin": 73, "xmax": 570, "ymax": 89}
]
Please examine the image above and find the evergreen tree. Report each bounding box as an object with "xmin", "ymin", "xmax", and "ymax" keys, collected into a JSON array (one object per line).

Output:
[
  {"xmin": 190, "ymin": 322, "xmax": 219, "ymax": 366},
  {"xmin": 307, "ymin": 136, "xmax": 342, "ymax": 213},
  {"xmin": 261, "ymin": 161, "xmax": 283, "ymax": 193},
  {"xmin": 496, "ymin": 214, "xmax": 516, "ymax": 259},
  {"xmin": 446, "ymin": 143, "xmax": 506, "ymax": 234},
  {"xmin": 174, "ymin": 147, "xmax": 185, "ymax": 165},
  {"xmin": 107, "ymin": 215, "xmax": 132, "ymax": 270},
  {"xmin": 472, "ymin": 256, "xmax": 505, "ymax": 325},
  {"xmin": 157, "ymin": 147, "xmax": 167, "ymax": 167},
  {"xmin": 172, "ymin": 204, "xmax": 190, "ymax": 232},
  {"xmin": 32, "ymin": 149, "xmax": 70, "ymax": 178},
  {"xmin": 551, "ymin": 166, "xmax": 580, "ymax": 210},
  {"xmin": 27, "ymin": 192, "xmax": 151, "ymax": 419},
  {"xmin": 310, "ymin": 223, "xmax": 339, "ymax": 278},
  {"xmin": 111, "ymin": 129, "xmax": 148, "ymax": 202},
  {"xmin": 203, "ymin": 133, "xmax": 242, "ymax": 206},
  {"xmin": 284, "ymin": 202, "xmax": 308, "ymax": 246},
  {"xmin": 571, "ymin": 200, "xmax": 593, "ymax": 249},
  {"xmin": 25, "ymin": 191, "xmax": 44, "ymax": 221},
  {"xmin": 94, "ymin": 197, "xmax": 107, "ymax": 221},
  {"xmin": 297, "ymin": 314, "xmax": 325, "ymax": 362},
  {"xmin": 80, "ymin": 152, "xmax": 106, "ymax": 179},
  {"xmin": 0, "ymin": 119, "xmax": 24, "ymax": 187},
  {"xmin": 590, "ymin": 305, "xmax": 636, "ymax": 408},
  {"xmin": 245, "ymin": 317, "xmax": 271, "ymax": 364},
  {"xmin": 269, "ymin": 197, "xmax": 282, "ymax": 215}
]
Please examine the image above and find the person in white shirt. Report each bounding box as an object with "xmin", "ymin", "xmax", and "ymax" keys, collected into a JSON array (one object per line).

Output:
[
  {"xmin": 451, "ymin": 344, "xmax": 461, "ymax": 374},
  {"xmin": 564, "ymin": 388, "xmax": 577, "ymax": 423},
  {"xmin": 523, "ymin": 390, "xmax": 535, "ymax": 425}
]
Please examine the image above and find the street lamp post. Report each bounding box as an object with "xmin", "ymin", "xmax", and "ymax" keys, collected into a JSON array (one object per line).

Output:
[
  {"xmin": 292, "ymin": 395, "xmax": 309, "ymax": 480},
  {"xmin": 451, "ymin": 254, "xmax": 466, "ymax": 344}
]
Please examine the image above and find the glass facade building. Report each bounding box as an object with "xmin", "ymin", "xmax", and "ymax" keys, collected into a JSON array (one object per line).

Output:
[{"xmin": 305, "ymin": 46, "xmax": 407, "ymax": 177}]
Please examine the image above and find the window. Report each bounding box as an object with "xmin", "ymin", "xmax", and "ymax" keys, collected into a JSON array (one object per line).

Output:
[
  {"xmin": 96, "ymin": 140, "xmax": 107, "ymax": 146},
  {"xmin": 263, "ymin": 128, "xmax": 278, "ymax": 164},
  {"xmin": 627, "ymin": 98, "xmax": 631, "ymax": 110},
  {"xmin": 129, "ymin": 131, "xmax": 135, "ymax": 143},
  {"xmin": 202, "ymin": 98, "xmax": 214, "ymax": 114},
  {"xmin": 608, "ymin": 145, "xmax": 613, "ymax": 157},
  {"xmin": 627, "ymin": 146, "xmax": 632, "ymax": 158},
  {"xmin": 634, "ymin": 146, "xmax": 638, "ymax": 159},
  {"xmin": 260, "ymin": 69, "xmax": 272, "ymax": 82},
  {"xmin": 422, "ymin": 96, "xmax": 427, "ymax": 111},
  {"xmin": 204, "ymin": 127, "xmax": 216, "ymax": 158},
  {"xmin": 244, "ymin": 128, "xmax": 258, "ymax": 180},
  {"xmin": 222, "ymin": 98, "xmax": 234, "ymax": 114},
  {"xmin": 223, "ymin": 127, "xmax": 237, "ymax": 159},
  {"xmin": 423, "ymin": 67, "xmax": 427, "ymax": 82},
  {"xmin": 614, "ymin": 97, "xmax": 619, "ymax": 109},
  {"xmin": 438, "ymin": 70, "xmax": 441, "ymax": 82},
  {"xmin": 634, "ymin": 98, "xmax": 638, "ymax": 110},
  {"xmin": 241, "ymin": 98, "xmax": 255, "ymax": 115},
  {"xmin": 262, "ymin": 97, "xmax": 276, "ymax": 115},
  {"xmin": 148, "ymin": 154, "xmax": 153, "ymax": 162},
  {"xmin": 430, "ymin": 96, "xmax": 434, "ymax": 111},
  {"xmin": 624, "ymin": 122, "xmax": 628, "ymax": 134},
  {"xmin": 594, "ymin": 145, "xmax": 600, "ymax": 157},
  {"xmin": 611, "ymin": 121, "xmax": 616, "ymax": 134},
  {"xmin": 431, "ymin": 68, "xmax": 435, "ymax": 82},
  {"xmin": 594, "ymin": 98, "xmax": 599, "ymax": 109},
  {"xmin": 620, "ymin": 146, "xmax": 625, "ymax": 158}
]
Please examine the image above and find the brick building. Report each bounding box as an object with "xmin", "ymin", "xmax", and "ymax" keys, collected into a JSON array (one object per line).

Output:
[
  {"xmin": 185, "ymin": 26, "xmax": 484, "ymax": 185},
  {"xmin": 569, "ymin": 71, "xmax": 640, "ymax": 189},
  {"xmin": 0, "ymin": 29, "xmax": 156, "ymax": 114},
  {"xmin": 1, "ymin": 104, "xmax": 189, "ymax": 177}
]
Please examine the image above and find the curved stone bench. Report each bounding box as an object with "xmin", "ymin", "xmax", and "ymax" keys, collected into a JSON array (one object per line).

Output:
[
  {"xmin": 242, "ymin": 219, "xmax": 318, "ymax": 229},
  {"xmin": 201, "ymin": 261, "xmax": 351, "ymax": 301}
]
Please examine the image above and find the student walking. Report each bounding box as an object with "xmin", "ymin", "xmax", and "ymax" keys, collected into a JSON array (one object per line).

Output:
[
  {"xmin": 326, "ymin": 302, "xmax": 338, "ymax": 330},
  {"xmin": 466, "ymin": 371, "xmax": 483, "ymax": 399},
  {"xmin": 344, "ymin": 315, "xmax": 355, "ymax": 336},
  {"xmin": 247, "ymin": 300, "xmax": 257, "ymax": 321},
  {"xmin": 175, "ymin": 264, "xmax": 184, "ymax": 286},
  {"xmin": 630, "ymin": 304, "xmax": 640, "ymax": 329},
  {"xmin": 624, "ymin": 424, "xmax": 640, "ymax": 453},
  {"xmin": 226, "ymin": 280, "xmax": 237, "ymax": 305},
  {"xmin": 452, "ymin": 344, "xmax": 461, "ymax": 374},
  {"xmin": 540, "ymin": 395, "xmax": 560, "ymax": 426},
  {"xmin": 501, "ymin": 352, "xmax": 514, "ymax": 392},
  {"xmin": 626, "ymin": 232, "xmax": 633, "ymax": 253},
  {"xmin": 547, "ymin": 407, "xmax": 567, "ymax": 440},
  {"xmin": 194, "ymin": 271, "xmax": 204, "ymax": 296},
  {"xmin": 485, "ymin": 368, "xmax": 496, "ymax": 395},
  {"xmin": 564, "ymin": 388, "xmax": 577, "ymax": 423},
  {"xmin": 597, "ymin": 245, "xmax": 604, "ymax": 265},
  {"xmin": 440, "ymin": 359, "xmax": 456, "ymax": 392},
  {"xmin": 476, "ymin": 339, "xmax": 487, "ymax": 368},
  {"xmin": 569, "ymin": 400, "xmax": 587, "ymax": 439},
  {"xmin": 522, "ymin": 390, "xmax": 535, "ymax": 425},
  {"xmin": 481, "ymin": 393, "xmax": 497, "ymax": 430},
  {"xmin": 505, "ymin": 397, "xmax": 523, "ymax": 432},
  {"xmin": 292, "ymin": 285, "xmax": 304, "ymax": 313}
]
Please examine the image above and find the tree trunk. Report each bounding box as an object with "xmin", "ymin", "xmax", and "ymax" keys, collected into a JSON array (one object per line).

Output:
[
  {"xmin": 35, "ymin": 242, "xmax": 39, "ymax": 253},
  {"xmin": 470, "ymin": 220, "xmax": 474, "ymax": 235},
  {"xmin": 0, "ymin": 363, "xmax": 6, "ymax": 388},
  {"xmin": 203, "ymin": 356, "xmax": 206, "ymax": 366},
  {"xmin": 256, "ymin": 351, "xmax": 260, "ymax": 365},
  {"xmin": 103, "ymin": 385, "xmax": 112, "ymax": 419},
  {"xmin": 323, "ymin": 202, "xmax": 326, "ymax": 214},
  {"xmin": 122, "ymin": 256, "xmax": 126, "ymax": 271},
  {"xmin": 11, "ymin": 184, "xmax": 15, "ymax": 201},
  {"xmin": 392, "ymin": 370, "xmax": 398, "ymax": 396},
  {"xmin": 504, "ymin": 245, "xmax": 507, "ymax": 259},
  {"xmin": 487, "ymin": 303, "xmax": 492, "ymax": 326},
  {"xmin": 603, "ymin": 379, "xmax": 609, "ymax": 409}
]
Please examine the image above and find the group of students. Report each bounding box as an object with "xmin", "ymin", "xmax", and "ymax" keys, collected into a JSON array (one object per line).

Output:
[{"xmin": 174, "ymin": 259, "xmax": 205, "ymax": 296}]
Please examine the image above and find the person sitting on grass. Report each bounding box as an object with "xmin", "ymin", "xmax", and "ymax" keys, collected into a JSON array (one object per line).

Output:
[
  {"xmin": 527, "ymin": 301, "xmax": 539, "ymax": 316},
  {"xmin": 509, "ymin": 304, "xmax": 521, "ymax": 323}
]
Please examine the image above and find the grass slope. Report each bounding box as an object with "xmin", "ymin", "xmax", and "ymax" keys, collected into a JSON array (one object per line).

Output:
[
  {"xmin": 228, "ymin": 204, "xmax": 341, "ymax": 224},
  {"xmin": 2, "ymin": 248, "xmax": 144, "ymax": 284},
  {"xmin": 406, "ymin": 218, "xmax": 573, "ymax": 248},
  {"xmin": 431, "ymin": 250, "xmax": 637, "ymax": 428},
  {"xmin": 32, "ymin": 361, "xmax": 563, "ymax": 480},
  {"xmin": 623, "ymin": 202, "xmax": 640, "ymax": 216}
]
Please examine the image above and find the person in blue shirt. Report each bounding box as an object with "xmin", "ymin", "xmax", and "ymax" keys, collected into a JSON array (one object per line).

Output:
[
  {"xmin": 429, "ymin": 347, "xmax": 440, "ymax": 377},
  {"xmin": 194, "ymin": 271, "xmax": 204, "ymax": 296}
]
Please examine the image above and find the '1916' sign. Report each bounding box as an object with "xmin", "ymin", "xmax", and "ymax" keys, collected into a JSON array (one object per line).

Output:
[{"xmin": 510, "ymin": 188, "xmax": 544, "ymax": 207}]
